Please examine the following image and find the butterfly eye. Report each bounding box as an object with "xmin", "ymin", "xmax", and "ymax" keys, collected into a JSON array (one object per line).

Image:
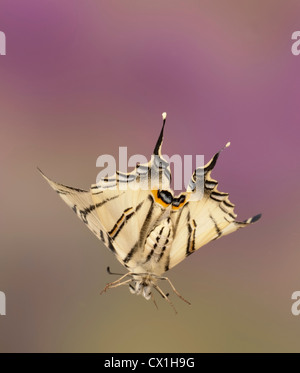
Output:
[
  {"xmin": 143, "ymin": 286, "xmax": 152, "ymax": 300},
  {"xmin": 135, "ymin": 281, "xmax": 142, "ymax": 295}
]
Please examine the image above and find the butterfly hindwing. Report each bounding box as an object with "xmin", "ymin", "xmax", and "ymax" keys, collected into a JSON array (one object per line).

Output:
[
  {"xmin": 91, "ymin": 187, "xmax": 167, "ymax": 267},
  {"xmin": 90, "ymin": 115, "xmax": 173, "ymax": 268},
  {"xmin": 38, "ymin": 169, "xmax": 117, "ymax": 256},
  {"xmin": 168, "ymin": 147, "xmax": 261, "ymax": 270}
]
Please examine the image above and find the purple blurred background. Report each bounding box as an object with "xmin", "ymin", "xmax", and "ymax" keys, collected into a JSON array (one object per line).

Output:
[{"xmin": 0, "ymin": 0, "xmax": 300, "ymax": 352}]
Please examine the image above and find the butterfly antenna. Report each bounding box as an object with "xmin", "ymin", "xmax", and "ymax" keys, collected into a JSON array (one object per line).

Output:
[
  {"xmin": 153, "ymin": 112, "xmax": 167, "ymax": 156},
  {"xmin": 100, "ymin": 272, "xmax": 134, "ymax": 294},
  {"xmin": 153, "ymin": 284, "xmax": 177, "ymax": 314},
  {"xmin": 159, "ymin": 276, "xmax": 191, "ymax": 305},
  {"xmin": 151, "ymin": 293, "xmax": 159, "ymax": 311},
  {"xmin": 106, "ymin": 266, "xmax": 125, "ymax": 276},
  {"xmin": 154, "ymin": 287, "xmax": 170, "ymax": 299}
]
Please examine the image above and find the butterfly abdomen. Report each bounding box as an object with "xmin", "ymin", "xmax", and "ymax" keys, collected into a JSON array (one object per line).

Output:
[{"xmin": 143, "ymin": 218, "xmax": 173, "ymax": 273}]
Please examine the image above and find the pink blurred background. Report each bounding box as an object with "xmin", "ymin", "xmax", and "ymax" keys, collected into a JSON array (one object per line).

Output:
[{"xmin": 0, "ymin": 0, "xmax": 300, "ymax": 352}]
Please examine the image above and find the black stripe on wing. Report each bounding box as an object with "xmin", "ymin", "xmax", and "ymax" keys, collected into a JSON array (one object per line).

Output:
[
  {"xmin": 108, "ymin": 202, "xmax": 143, "ymax": 240},
  {"xmin": 123, "ymin": 196, "xmax": 157, "ymax": 264}
]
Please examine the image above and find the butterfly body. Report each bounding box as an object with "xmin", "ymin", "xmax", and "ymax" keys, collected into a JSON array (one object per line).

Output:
[
  {"xmin": 40, "ymin": 112, "xmax": 261, "ymax": 311},
  {"xmin": 143, "ymin": 216, "xmax": 173, "ymax": 273}
]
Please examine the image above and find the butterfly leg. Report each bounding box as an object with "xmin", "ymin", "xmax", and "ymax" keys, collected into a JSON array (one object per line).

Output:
[
  {"xmin": 153, "ymin": 284, "xmax": 177, "ymax": 314},
  {"xmin": 104, "ymin": 279, "xmax": 132, "ymax": 290},
  {"xmin": 159, "ymin": 276, "xmax": 191, "ymax": 305},
  {"xmin": 100, "ymin": 272, "xmax": 133, "ymax": 294}
]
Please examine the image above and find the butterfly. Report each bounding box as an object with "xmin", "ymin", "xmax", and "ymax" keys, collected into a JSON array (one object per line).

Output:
[{"xmin": 39, "ymin": 112, "xmax": 261, "ymax": 312}]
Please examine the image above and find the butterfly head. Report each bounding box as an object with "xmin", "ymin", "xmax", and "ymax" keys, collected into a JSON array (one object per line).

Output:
[
  {"xmin": 101, "ymin": 269, "xmax": 191, "ymax": 313},
  {"xmin": 129, "ymin": 278, "xmax": 154, "ymax": 300}
]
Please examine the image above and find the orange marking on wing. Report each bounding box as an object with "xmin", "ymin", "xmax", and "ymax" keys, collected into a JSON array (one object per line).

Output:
[
  {"xmin": 151, "ymin": 189, "xmax": 170, "ymax": 208},
  {"xmin": 109, "ymin": 208, "xmax": 134, "ymax": 236}
]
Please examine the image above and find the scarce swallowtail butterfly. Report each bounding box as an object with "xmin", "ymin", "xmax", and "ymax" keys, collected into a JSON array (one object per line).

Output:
[{"xmin": 39, "ymin": 113, "xmax": 261, "ymax": 313}]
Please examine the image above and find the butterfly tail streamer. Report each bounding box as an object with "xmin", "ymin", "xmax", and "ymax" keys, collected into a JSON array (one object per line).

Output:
[{"xmin": 153, "ymin": 112, "xmax": 167, "ymax": 156}]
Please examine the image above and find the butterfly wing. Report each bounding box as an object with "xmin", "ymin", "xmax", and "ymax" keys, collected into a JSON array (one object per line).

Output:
[
  {"xmin": 38, "ymin": 168, "xmax": 118, "ymax": 254},
  {"xmin": 40, "ymin": 114, "xmax": 174, "ymax": 270},
  {"xmin": 168, "ymin": 145, "xmax": 261, "ymax": 270},
  {"xmin": 40, "ymin": 113, "xmax": 261, "ymax": 275},
  {"xmin": 91, "ymin": 113, "xmax": 174, "ymax": 268}
]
